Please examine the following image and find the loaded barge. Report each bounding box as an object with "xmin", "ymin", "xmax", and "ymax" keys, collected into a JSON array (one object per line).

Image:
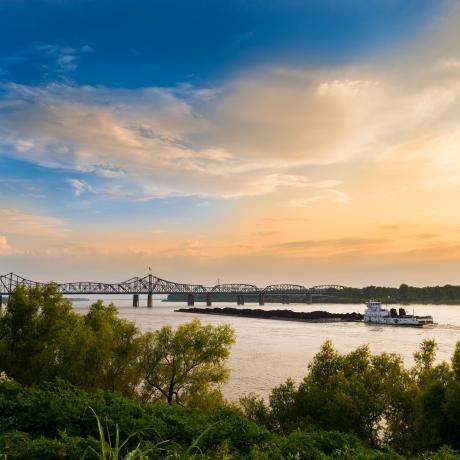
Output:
[
  {"xmin": 175, "ymin": 307, "xmax": 363, "ymax": 323},
  {"xmin": 176, "ymin": 301, "xmax": 434, "ymax": 327}
]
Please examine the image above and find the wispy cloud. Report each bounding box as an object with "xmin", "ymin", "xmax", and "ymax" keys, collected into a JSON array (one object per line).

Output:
[
  {"xmin": 34, "ymin": 43, "xmax": 93, "ymax": 72},
  {"xmin": 289, "ymin": 189, "xmax": 351, "ymax": 207},
  {"xmin": 0, "ymin": 81, "xmax": 345, "ymax": 199},
  {"xmin": 68, "ymin": 178, "xmax": 94, "ymax": 197},
  {"xmin": 0, "ymin": 208, "xmax": 68, "ymax": 237}
]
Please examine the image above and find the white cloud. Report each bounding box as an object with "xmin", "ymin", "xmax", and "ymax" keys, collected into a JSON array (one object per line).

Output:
[
  {"xmin": 68, "ymin": 178, "xmax": 94, "ymax": 197},
  {"xmin": 0, "ymin": 235, "xmax": 13, "ymax": 255},
  {"xmin": 436, "ymin": 57, "xmax": 460, "ymax": 70},
  {"xmin": 328, "ymin": 189, "xmax": 352, "ymax": 203}
]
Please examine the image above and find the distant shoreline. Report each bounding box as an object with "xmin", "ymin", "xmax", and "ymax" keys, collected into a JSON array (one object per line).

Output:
[
  {"xmin": 166, "ymin": 284, "xmax": 460, "ymax": 305},
  {"xmin": 165, "ymin": 297, "xmax": 460, "ymax": 305}
]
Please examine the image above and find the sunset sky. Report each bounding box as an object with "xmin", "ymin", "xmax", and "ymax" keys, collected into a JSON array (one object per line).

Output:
[{"xmin": 2, "ymin": 0, "xmax": 460, "ymax": 287}]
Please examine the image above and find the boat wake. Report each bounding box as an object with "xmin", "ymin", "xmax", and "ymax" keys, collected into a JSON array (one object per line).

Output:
[{"xmin": 430, "ymin": 324, "xmax": 460, "ymax": 331}]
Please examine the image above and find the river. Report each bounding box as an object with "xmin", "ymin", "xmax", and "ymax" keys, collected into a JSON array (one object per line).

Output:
[{"xmin": 72, "ymin": 298, "xmax": 460, "ymax": 401}]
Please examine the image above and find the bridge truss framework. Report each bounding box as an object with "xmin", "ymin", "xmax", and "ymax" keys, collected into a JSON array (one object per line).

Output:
[{"xmin": 0, "ymin": 273, "xmax": 347, "ymax": 307}]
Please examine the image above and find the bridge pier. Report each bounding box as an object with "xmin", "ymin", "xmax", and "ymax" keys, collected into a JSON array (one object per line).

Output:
[
  {"xmin": 147, "ymin": 293, "xmax": 153, "ymax": 308},
  {"xmin": 258, "ymin": 293, "xmax": 265, "ymax": 306},
  {"xmin": 132, "ymin": 294, "xmax": 139, "ymax": 307},
  {"xmin": 237, "ymin": 294, "xmax": 245, "ymax": 305},
  {"xmin": 187, "ymin": 294, "xmax": 195, "ymax": 306},
  {"xmin": 206, "ymin": 293, "xmax": 212, "ymax": 307}
]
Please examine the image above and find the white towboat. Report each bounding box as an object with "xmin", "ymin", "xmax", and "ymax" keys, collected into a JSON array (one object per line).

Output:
[{"xmin": 363, "ymin": 301, "xmax": 434, "ymax": 327}]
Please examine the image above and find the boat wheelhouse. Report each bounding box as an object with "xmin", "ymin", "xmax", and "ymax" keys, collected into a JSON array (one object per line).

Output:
[{"xmin": 363, "ymin": 301, "xmax": 433, "ymax": 327}]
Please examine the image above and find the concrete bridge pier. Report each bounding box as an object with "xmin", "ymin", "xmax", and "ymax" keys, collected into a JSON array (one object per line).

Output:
[
  {"xmin": 187, "ymin": 294, "xmax": 195, "ymax": 306},
  {"xmin": 237, "ymin": 294, "xmax": 245, "ymax": 305},
  {"xmin": 258, "ymin": 293, "xmax": 265, "ymax": 306},
  {"xmin": 281, "ymin": 295, "xmax": 290, "ymax": 304},
  {"xmin": 147, "ymin": 293, "xmax": 153, "ymax": 308},
  {"xmin": 132, "ymin": 294, "xmax": 139, "ymax": 307},
  {"xmin": 206, "ymin": 293, "xmax": 212, "ymax": 306}
]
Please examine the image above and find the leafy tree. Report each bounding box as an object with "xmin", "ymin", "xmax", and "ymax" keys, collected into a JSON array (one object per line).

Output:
[
  {"xmin": 0, "ymin": 284, "xmax": 83, "ymax": 385},
  {"xmin": 398, "ymin": 283, "xmax": 410, "ymax": 302},
  {"xmin": 80, "ymin": 301, "xmax": 144, "ymax": 396},
  {"xmin": 413, "ymin": 339, "xmax": 438, "ymax": 383},
  {"xmin": 140, "ymin": 318, "xmax": 235, "ymax": 405},
  {"xmin": 0, "ymin": 286, "xmax": 144, "ymax": 397},
  {"xmin": 452, "ymin": 342, "xmax": 460, "ymax": 381},
  {"xmin": 248, "ymin": 340, "xmax": 416, "ymax": 448}
]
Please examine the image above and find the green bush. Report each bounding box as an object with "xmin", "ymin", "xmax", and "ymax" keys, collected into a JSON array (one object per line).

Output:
[{"xmin": 0, "ymin": 380, "xmax": 412, "ymax": 460}]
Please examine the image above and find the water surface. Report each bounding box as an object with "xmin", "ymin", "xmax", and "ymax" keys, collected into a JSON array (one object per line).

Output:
[{"xmin": 72, "ymin": 298, "xmax": 460, "ymax": 400}]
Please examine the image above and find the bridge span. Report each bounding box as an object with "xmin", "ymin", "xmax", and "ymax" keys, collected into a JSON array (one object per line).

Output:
[{"xmin": 0, "ymin": 272, "xmax": 347, "ymax": 308}]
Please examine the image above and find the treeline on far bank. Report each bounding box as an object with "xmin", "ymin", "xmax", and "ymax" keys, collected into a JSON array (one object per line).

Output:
[{"xmin": 167, "ymin": 283, "xmax": 460, "ymax": 304}]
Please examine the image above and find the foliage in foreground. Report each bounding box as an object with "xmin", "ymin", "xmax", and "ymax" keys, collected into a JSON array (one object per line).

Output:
[
  {"xmin": 0, "ymin": 285, "xmax": 234, "ymax": 407},
  {"xmin": 0, "ymin": 379, "xmax": 412, "ymax": 459},
  {"xmin": 241, "ymin": 339, "xmax": 460, "ymax": 455}
]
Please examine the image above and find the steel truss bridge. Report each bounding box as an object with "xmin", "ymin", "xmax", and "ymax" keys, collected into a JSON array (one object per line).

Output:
[{"xmin": 0, "ymin": 273, "xmax": 347, "ymax": 307}]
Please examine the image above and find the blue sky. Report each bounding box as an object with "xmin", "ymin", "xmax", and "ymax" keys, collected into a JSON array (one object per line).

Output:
[
  {"xmin": 0, "ymin": 0, "xmax": 442, "ymax": 88},
  {"xmin": 2, "ymin": 0, "xmax": 460, "ymax": 285}
]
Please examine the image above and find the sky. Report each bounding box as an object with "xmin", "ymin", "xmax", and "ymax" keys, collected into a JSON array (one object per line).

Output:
[{"xmin": 1, "ymin": 0, "xmax": 460, "ymax": 287}]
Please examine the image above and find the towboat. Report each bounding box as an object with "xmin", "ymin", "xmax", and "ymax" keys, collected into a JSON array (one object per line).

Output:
[{"xmin": 363, "ymin": 301, "xmax": 433, "ymax": 327}]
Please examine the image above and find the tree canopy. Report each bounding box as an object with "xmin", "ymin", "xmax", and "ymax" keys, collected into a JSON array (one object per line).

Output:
[{"xmin": 140, "ymin": 318, "xmax": 235, "ymax": 405}]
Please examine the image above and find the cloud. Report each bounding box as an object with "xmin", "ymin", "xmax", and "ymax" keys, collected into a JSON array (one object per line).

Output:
[
  {"xmin": 0, "ymin": 209, "xmax": 68, "ymax": 237},
  {"xmin": 0, "ymin": 235, "xmax": 13, "ymax": 255},
  {"xmin": 34, "ymin": 43, "xmax": 92, "ymax": 72},
  {"xmin": 2, "ymin": 4, "xmax": 460, "ymax": 203},
  {"xmin": 416, "ymin": 233, "xmax": 438, "ymax": 240},
  {"xmin": 327, "ymin": 189, "xmax": 351, "ymax": 203},
  {"xmin": 289, "ymin": 189, "xmax": 351, "ymax": 207},
  {"xmin": 271, "ymin": 238, "xmax": 387, "ymax": 250},
  {"xmin": 267, "ymin": 237, "xmax": 389, "ymax": 259},
  {"xmin": 68, "ymin": 178, "xmax": 94, "ymax": 197},
  {"xmin": 0, "ymin": 80, "xmax": 343, "ymax": 199}
]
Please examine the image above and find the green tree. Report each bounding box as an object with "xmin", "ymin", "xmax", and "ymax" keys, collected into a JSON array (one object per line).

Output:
[
  {"xmin": 0, "ymin": 286, "xmax": 144, "ymax": 398},
  {"xmin": 254, "ymin": 340, "xmax": 415, "ymax": 448},
  {"xmin": 81, "ymin": 301, "xmax": 144, "ymax": 396},
  {"xmin": 398, "ymin": 283, "xmax": 410, "ymax": 302},
  {"xmin": 413, "ymin": 339, "xmax": 438, "ymax": 383},
  {"xmin": 452, "ymin": 342, "xmax": 460, "ymax": 381},
  {"xmin": 140, "ymin": 318, "xmax": 235, "ymax": 405},
  {"xmin": 0, "ymin": 284, "xmax": 83, "ymax": 385}
]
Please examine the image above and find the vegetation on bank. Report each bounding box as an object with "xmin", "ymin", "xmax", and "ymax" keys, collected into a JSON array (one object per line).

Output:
[
  {"xmin": 0, "ymin": 378, "xmax": 409, "ymax": 459},
  {"xmin": 1, "ymin": 285, "xmax": 460, "ymax": 458},
  {"xmin": 167, "ymin": 283, "xmax": 460, "ymax": 304}
]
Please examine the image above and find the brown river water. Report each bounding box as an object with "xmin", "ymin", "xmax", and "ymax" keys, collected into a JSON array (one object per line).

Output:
[{"xmin": 71, "ymin": 298, "xmax": 460, "ymax": 401}]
